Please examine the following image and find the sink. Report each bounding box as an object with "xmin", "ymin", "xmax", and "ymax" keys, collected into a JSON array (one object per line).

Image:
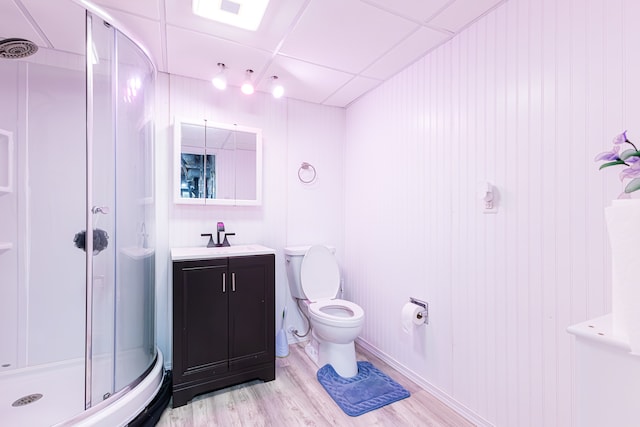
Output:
[{"xmin": 171, "ymin": 244, "xmax": 276, "ymax": 261}]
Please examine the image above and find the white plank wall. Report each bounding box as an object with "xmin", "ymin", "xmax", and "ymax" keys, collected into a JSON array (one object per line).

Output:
[
  {"xmin": 155, "ymin": 74, "xmax": 346, "ymax": 367},
  {"xmin": 344, "ymin": 0, "xmax": 640, "ymax": 426}
]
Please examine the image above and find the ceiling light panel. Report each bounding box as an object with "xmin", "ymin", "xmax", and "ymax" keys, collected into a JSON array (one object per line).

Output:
[{"xmin": 192, "ymin": 0, "xmax": 270, "ymax": 31}]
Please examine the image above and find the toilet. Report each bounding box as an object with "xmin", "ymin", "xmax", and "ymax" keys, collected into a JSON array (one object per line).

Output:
[{"xmin": 284, "ymin": 244, "xmax": 364, "ymax": 377}]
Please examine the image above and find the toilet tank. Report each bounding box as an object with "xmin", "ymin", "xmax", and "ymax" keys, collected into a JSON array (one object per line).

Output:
[
  {"xmin": 283, "ymin": 245, "xmax": 335, "ymax": 300},
  {"xmin": 284, "ymin": 246, "xmax": 309, "ymax": 299}
]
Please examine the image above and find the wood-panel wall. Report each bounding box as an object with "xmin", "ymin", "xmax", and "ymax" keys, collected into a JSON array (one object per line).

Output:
[
  {"xmin": 344, "ymin": 0, "xmax": 640, "ymax": 425},
  {"xmin": 155, "ymin": 74, "xmax": 346, "ymax": 367}
]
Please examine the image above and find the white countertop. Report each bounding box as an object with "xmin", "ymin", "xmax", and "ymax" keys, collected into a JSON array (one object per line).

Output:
[{"xmin": 171, "ymin": 244, "xmax": 276, "ymax": 261}]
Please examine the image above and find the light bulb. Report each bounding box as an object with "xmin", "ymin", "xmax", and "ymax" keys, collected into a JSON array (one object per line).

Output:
[
  {"xmin": 241, "ymin": 82, "xmax": 254, "ymax": 95},
  {"xmin": 241, "ymin": 69, "xmax": 254, "ymax": 95},
  {"xmin": 211, "ymin": 63, "xmax": 227, "ymax": 90},
  {"xmin": 212, "ymin": 76, "xmax": 226, "ymax": 90},
  {"xmin": 270, "ymin": 76, "xmax": 284, "ymax": 99}
]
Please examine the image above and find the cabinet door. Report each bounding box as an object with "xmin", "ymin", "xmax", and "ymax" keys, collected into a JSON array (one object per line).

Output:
[
  {"xmin": 173, "ymin": 259, "xmax": 228, "ymax": 384},
  {"xmin": 228, "ymin": 255, "xmax": 275, "ymax": 370}
]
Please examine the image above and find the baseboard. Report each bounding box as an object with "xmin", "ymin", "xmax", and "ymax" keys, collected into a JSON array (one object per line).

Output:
[{"xmin": 355, "ymin": 338, "xmax": 494, "ymax": 427}]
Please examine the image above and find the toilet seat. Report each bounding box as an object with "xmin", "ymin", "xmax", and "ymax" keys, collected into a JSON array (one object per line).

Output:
[
  {"xmin": 300, "ymin": 245, "xmax": 340, "ymax": 302},
  {"xmin": 309, "ymin": 299, "xmax": 364, "ymax": 328},
  {"xmin": 301, "ymin": 245, "xmax": 364, "ymax": 328}
]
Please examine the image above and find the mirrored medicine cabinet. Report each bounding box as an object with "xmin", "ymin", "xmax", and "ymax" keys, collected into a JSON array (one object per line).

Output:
[{"xmin": 174, "ymin": 118, "xmax": 262, "ymax": 206}]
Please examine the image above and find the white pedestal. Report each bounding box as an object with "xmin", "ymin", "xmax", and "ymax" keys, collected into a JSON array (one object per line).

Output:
[{"xmin": 568, "ymin": 315, "xmax": 640, "ymax": 427}]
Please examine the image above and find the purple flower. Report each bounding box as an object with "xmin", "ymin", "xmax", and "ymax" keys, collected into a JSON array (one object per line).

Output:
[
  {"xmin": 620, "ymin": 161, "xmax": 640, "ymax": 180},
  {"xmin": 594, "ymin": 145, "xmax": 620, "ymax": 161},
  {"xmin": 626, "ymin": 156, "xmax": 640, "ymax": 164},
  {"xmin": 613, "ymin": 131, "xmax": 628, "ymax": 145},
  {"xmin": 596, "ymin": 131, "xmax": 640, "ymax": 195}
]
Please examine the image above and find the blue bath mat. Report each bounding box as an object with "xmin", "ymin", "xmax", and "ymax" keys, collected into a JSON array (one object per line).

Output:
[{"xmin": 317, "ymin": 361, "xmax": 410, "ymax": 417}]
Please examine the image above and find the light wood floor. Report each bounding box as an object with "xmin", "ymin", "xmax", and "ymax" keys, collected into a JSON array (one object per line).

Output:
[{"xmin": 156, "ymin": 343, "xmax": 475, "ymax": 427}]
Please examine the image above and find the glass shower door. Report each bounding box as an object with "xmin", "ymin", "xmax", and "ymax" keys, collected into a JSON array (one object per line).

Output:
[
  {"xmin": 86, "ymin": 12, "xmax": 156, "ymax": 408},
  {"xmin": 112, "ymin": 25, "xmax": 156, "ymax": 392},
  {"xmin": 87, "ymin": 12, "xmax": 116, "ymax": 406}
]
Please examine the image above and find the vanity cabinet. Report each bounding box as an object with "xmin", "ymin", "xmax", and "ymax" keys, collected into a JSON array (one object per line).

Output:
[{"xmin": 172, "ymin": 253, "xmax": 275, "ymax": 407}]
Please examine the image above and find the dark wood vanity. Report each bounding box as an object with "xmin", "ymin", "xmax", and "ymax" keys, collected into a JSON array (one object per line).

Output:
[{"xmin": 171, "ymin": 246, "xmax": 275, "ymax": 407}]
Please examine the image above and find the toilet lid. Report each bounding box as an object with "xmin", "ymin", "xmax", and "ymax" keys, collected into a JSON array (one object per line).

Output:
[{"xmin": 300, "ymin": 245, "xmax": 340, "ymax": 302}]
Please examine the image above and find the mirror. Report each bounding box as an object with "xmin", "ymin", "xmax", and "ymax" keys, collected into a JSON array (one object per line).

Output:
[{"xmin": 174, "ymin": 118, "xmax": 262, "ymax": 205}]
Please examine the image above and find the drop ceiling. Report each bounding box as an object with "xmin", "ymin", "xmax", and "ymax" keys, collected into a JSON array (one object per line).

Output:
[{"xmin": 2, "ymin": 0, "xmax": 505, "ymax": 107}]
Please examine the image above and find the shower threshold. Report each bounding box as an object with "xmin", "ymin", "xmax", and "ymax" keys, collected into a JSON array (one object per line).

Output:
[{"xmin": 0, "ymin": 349, "xmax": 163, "ymax": 427}]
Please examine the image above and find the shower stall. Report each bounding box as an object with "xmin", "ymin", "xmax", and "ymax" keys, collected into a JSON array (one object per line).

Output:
[{"xmin": 0, "ymin": 4, "xmax": 162, "ymax": 427}]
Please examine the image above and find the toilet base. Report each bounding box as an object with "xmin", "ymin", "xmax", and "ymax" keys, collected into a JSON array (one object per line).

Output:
[
  {"xmin": 317, "ymin": 337, "xmax": 358, "ymax": 378},
  {"xmin": 304, "ymin": 335, "xmax": 359, "ymax": 378}
]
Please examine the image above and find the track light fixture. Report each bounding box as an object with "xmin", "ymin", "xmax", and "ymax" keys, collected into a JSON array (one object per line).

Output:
[
  {"xmin": 270, "ymin": 75, "xmax": 284, "ymax": 99},
  {"xmin": 241, "ymin": 69, "xmax": 255, "ymax": 95},
  {"xmin": 211, "ymin": 62, "xmax": 227, "ymax": 90}
]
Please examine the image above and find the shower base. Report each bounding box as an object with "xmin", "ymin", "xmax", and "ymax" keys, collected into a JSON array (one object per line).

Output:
[
  {"xmin": 0, "ymin": 349, "xmax": 163, "ymax": 427},
  {"xmin": 0, "ymin": 356, "xmax": 84, "ymax": 426}
]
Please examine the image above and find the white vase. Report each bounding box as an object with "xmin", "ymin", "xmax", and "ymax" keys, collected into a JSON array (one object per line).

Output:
[{"xmin": 605, "ymin": 198, "xmax": 640, "ymax": 353}]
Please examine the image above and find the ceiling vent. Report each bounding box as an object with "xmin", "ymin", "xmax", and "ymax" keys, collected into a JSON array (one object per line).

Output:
[
  {"xmin": 220, "ymin": 0, "xmax": 240, "ymax": 15},
  {"xmin": 192, "ymin": 0, "xmax": 270, "ymax": 31}
]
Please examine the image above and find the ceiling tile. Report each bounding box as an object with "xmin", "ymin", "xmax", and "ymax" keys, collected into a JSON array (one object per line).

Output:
[
  {"xmin": 164, "ymin": 0, "xmax": 308, "ymax": 52},
  {"xmin": 166, "ymin": 25, "xmax": 272, "ymax": 86},
  {"xmin": 93, "ymin": 0, "xmax": 162, "ymax": 21},
  {"xmin": 257, "ymin": 55, "xmax": 355, "ymax": 105},
  {"xmin": 0, "ymin": 0, "xmax": 49, "ymax": 47},
  {"xmin": 362, "ymin": 0, "xmax": 453, "ymax": 22},
  {"xmin": 5, "ymin": 0, "xmax": 507, "ymax": 107},
  {"xmin": 362, "ymin": 26, "xmax": 451, "ymax": 80},
  {"xmin": 323, "ymin": 75, "xmax": 382, "ymax": 107},
  {"xmin": 428, "ymin": 0, "xmax": 504, "ymax": 32},
  {"xmin": 99, "ymin": 7, "xmax": 165, "ymax": 71},
  {"xmin": 279, "ymin": 0, "xmax": 418, "ymax": 74}
]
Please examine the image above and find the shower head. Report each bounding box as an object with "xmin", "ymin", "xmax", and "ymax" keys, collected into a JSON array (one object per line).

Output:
[{"xmin": 0, "ymin": 38, "xmax": 38, "ymax": 59}]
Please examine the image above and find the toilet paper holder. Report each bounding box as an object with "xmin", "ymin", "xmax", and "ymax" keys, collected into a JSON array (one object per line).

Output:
[{"xmin": 410, "ymin": 297, "xmax": 429, "ymax": 325}]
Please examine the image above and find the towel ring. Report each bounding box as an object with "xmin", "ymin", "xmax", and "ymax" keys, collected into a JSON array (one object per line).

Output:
[{"xmin": 298, "ymin": 162, "xmax": 316, "ymax": 184}]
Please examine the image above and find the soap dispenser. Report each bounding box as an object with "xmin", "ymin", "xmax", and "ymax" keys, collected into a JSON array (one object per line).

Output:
[
  {"xmin": 217, "ymin": 221, "xmax": 235, "ymax": 247},
  {"xmin": 216, "ymin": 222, "xmax": 225, "ymax": 246}
]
